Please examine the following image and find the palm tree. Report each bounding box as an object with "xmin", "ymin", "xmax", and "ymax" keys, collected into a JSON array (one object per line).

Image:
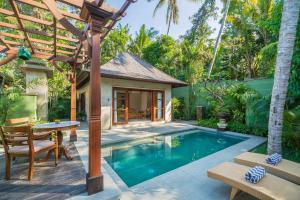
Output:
[
  {"xmin": 149, "ymin": 0, "xmax": 200, "ymax": 35},
  {"xmin": 129, "ymin": 24, "xmax": 158, "ymax": 58},
  {"xmin": 267, "ymin": 0, "xmax": 300, "ymax": 155},
  {"xmin": 208, "ymin": 0, "xmax": 231, "ymax": 78}
]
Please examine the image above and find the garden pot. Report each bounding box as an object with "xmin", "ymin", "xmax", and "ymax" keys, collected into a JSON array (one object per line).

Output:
[
  {"xmin": 217, "ymin": 119, "xmax": 228, "ymax": 131},
  {"xmin": 217, "ymin": 112, "xmax": 229, "ymax": 131},
  {"xmin": 217, "ymin": 112, "xmax": 229, "ymax": 120}
]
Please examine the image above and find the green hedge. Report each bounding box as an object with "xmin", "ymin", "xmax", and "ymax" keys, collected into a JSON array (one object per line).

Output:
[
  {"xmin": 6, "ymin": 95, "xmax": 37, "ymax": 120},
  {"xmin": 172, "ymin": 78, "xmax": 273, "ymax": 122}
]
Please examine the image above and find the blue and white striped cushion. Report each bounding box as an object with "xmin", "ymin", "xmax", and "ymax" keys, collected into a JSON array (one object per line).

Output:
[
  {"xmin": 266, "ymin": 153, "xmax": 282, "ymax": 165},
  {"xmin": 245, "ymin": 166, "xmax": 266, "ymax": 184}
]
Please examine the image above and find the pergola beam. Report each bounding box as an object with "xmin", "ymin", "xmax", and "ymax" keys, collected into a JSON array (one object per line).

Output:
[
  {"xmin": 58, "ymin": 0, "xmax": 118, "ymax": 13},
  {"xmin": 53, "ymin": 18, "xmax": 57, "ymax": 56},
  {"xmin": 0, "ymin": 45, "xmax": 84, "ymax": 63},
  {"xmin": 0, "ymin": 8, "xmax": 70, "ymax": 30},
  {"xmin": 0, "ymin": 53, "xmax": 17, "ymax": 67},
  {"xmin": 1, "ymin": 32, "xmax": 78, "ymax": 51},
  {"xmin": 43, "ymin": 0, "xmax": 85, "ymax": 41},
  {"xmin": 73, "ymin": 24, "xmax": 89, "ymax": 62},
  {"xmin": 8, "ymin": 0, "xmax": 35, "ymax": 53},
  {"xmin": 0, "ymin": 21, "xmax": 79, "ymax": 43},
  {"xmin": 100, "ymin": 0, "xmax": 136, "ymax": 40},
  {"xmin": 0, "ymin": 34, "xmax": 11, "ymax": 49},
  {"xmin": 51, "ymin": 60, "xmax": 72, "ymax": 82},
  {"xmin": 58, "ymin": 0, "xmax": 83, "ymax": 8},
  {"xmin": 16, "ymin": 0, "xmax": 85, "ymax": 22}
]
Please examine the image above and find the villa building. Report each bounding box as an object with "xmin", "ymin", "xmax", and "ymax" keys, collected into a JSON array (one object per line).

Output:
[{"xmin": 77, "ymin": 52, "xmax": 187, "ymax": 129}]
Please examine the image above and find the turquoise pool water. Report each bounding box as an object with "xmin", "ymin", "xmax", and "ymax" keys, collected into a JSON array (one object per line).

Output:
[{"xmin": 104, "ymin": 129, "xmax": 246, "ymax": 187}]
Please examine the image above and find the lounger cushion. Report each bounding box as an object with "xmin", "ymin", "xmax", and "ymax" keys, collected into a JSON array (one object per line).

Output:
[
  {"xmin": 235, "ymin": 152, "xmax": 300, "ymax": 184},
  {"xmin": 208, "ymin": 162, "xmax": 300, "ymax": 200},
  {"xmin": 8, "ymin": 140, "xmax": 55, "ymax": 154}
]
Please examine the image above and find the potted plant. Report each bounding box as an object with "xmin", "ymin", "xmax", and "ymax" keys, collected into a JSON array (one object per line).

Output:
[
  {"xmin": 203, "ymin": 78, "xmax": 231, "ymax": 131},
  {"xmin": 216, "ymin": 106, "xmax": 229, "ymax": 131}
]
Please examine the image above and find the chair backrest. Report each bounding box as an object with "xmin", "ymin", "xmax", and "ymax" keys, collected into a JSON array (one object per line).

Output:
[
  {"xmin": 0, "ymin": 125, "xmax": 33, "ymax": 152},
  {"xmin": 6, "ymin": 117, "xmax": 30, "ymax": 126}
]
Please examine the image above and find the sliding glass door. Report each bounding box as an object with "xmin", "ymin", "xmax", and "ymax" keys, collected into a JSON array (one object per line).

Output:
[
  {"xmin": 112, "ymin": 88, "xmax": 165, "ymax": 125},
  {"xmin": 113, "ymin": 89, "xmax": 128, "ymax": 124}
]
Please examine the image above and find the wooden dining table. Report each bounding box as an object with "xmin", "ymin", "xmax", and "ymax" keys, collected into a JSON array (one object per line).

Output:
[{"xmin": 33, "ymin": 121, "xmax": 80, "ymax": 160}]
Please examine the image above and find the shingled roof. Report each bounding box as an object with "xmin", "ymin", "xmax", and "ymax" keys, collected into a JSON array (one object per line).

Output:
[{"xmin": 77, "ymin": 52, "xmax": 187, "ymax": 88}]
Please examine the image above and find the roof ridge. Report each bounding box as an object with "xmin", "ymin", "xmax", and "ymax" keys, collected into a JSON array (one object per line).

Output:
[
  {"xmin": 80, "ymin": 52, "xmax": 187, "ymax": 87},
  {"xmin": 118, "ymin": 52, "xmax": 186, "ymax": 83}
]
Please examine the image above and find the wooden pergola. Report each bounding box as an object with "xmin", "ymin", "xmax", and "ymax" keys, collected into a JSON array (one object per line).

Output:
[{"xmin": 0, "ymin": 0, "xmax": 135, "ymax": 195}]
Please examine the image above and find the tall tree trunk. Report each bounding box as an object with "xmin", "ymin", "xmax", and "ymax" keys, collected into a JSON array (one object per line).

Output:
[
  {"xmin": 267, "ymin": 0, "xmax": 300, "ymax": 155},
  {"xmin": 208, "ymin": 0, "xmax": 231, "ymax": 78},
  {"xmin": 167, "ymin": 13, "xmax": 172, "ymax": 35}
]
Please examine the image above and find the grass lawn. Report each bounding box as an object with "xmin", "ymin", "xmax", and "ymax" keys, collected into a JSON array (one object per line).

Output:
[{"xmin": 252, "ymin": 142, "xmax": 300, "ymax": 163}]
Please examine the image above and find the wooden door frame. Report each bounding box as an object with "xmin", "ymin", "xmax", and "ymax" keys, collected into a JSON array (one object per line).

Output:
[
  {"xmin": 112, "ymin": 87, "xmax": 165, "ymax": 125},
  {"xmin": 112, "ymin": 88, "xmax": 128, "ymax": 125},
  {"xmin": 152, "ymin": 91, "xmax": 165, "ymax": 122}
]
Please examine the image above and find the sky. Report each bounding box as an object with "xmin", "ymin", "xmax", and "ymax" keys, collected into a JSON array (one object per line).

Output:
[{"xmin": 107, "ymin": 0, "xmax": 224, "ymax": 40}]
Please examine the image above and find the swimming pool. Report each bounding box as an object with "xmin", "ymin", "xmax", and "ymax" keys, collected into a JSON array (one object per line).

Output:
[{"xmin": 103, "ymin": 129, "xmax": 247, "ymax": 187}]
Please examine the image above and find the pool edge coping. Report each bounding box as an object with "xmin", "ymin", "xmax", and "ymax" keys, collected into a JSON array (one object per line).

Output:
[{"xmin": 101, "ymin": 124, "xmax": 267, "ymax": 194}]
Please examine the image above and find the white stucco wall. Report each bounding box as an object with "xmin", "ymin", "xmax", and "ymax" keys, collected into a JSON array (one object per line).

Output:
[
  {"xmin": 25, "ymin": 71, "xmax": 48, "ymax": 120},
  {"xmin": 77, "ymin": 77, "xmax": 172, "ymax": 129}
]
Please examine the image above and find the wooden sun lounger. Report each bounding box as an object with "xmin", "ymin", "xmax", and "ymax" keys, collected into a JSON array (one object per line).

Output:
[
  {"xmin": 207, "ymin": 162, "xmax": 300, "ymax": 200},
  {"xmin": 234, "ymin": 152, "xmax": 300, "ymax": 185}
]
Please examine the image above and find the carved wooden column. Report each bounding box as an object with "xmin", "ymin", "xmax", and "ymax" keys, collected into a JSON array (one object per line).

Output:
[
  {"xmin": 86, "ymin": 16, "xmax": 103, "ymax": 195},
  {"xmin": 70, "ymin": 63, "xmax": 77, "ymax": 142}
]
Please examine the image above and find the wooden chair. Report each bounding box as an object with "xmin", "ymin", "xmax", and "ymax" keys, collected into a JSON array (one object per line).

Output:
[
  {"xmin": 6, "ymin": 117, "xmax": 51, "ymax": 140},
  {"xmin": 0, "ymin": 125, "xmax": 58, "ymax": 181},
  {"xmin": 6, "ymin": 117, "xmax": 30, "ymax": 126}
]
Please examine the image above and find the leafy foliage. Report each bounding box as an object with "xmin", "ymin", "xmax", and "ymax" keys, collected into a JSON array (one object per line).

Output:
[
  {"xmin": 101, "ymin": 24, "xmax": 131, "ymax": 64},
  {"xmin": 128, "ymin": 24, "xmax": 158, "ymax": 58},
  {"xmin": 0, "ymin": 60, "xmax": 24, "ymax": 124},
  {"xmin": 198, "ymin": 118, "xmax": 219, "ymax": 129},
  {"xmin": 184, "ymin": 0, "xmax": 217, "ymax": 44},
  {"xmin": 288, "ymin": 17, "xmax": 300, "ymax": 98},
  {"xmin": 283, "ymin": 106, "xmax": 300, "ymax": 150},
  {"xmin": 171, "ymin": 97, "xmax": 185, "ymax": 119},
  {"xmin": 47, "ymin": 63, "xmax": 71, "ymax": 121},
  {"xmin": 143, "ymin": 35, "xmax": 180, "ymax": 75},
  {"xmin": 148, "ymin": 0, "xmax": 201, "ymax": 35},
  {"xmin": 202, "ymin": 81, "xmax": 259, "ymax": 121}
]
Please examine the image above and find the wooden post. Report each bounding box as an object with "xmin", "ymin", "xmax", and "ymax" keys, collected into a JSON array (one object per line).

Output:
[
  {"xmin": 70, "ymin": 63, "xmax": 77, "ymax": 142},
  {"xmin": 86, "ymin": 15, "xmax": 103, "ymax": 195}
]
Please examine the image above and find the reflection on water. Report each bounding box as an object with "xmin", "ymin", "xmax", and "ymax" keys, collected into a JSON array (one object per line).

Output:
[{"xmin": 104, "ymin": 129, "xmax": 245, "ymax": 187}]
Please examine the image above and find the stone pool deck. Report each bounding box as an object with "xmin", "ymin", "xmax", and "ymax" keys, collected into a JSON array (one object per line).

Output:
[{"xmin": 73, "ymin": 121, "xmax": 266, "ymax": 200}]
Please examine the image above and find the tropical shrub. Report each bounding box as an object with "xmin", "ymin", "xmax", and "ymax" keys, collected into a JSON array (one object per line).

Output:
[
  {"xmin": 198, "ymin": 118, "xmax": 268, "ymax": 136},
  {"xmin": 0, "ymin": 60, "xmax": 24, "ymax": 124},
  {"xmin": 202, "ymin": 81, "xmax": 259, "ymax": 122},
  {"xmin": 0, "ymin": 92, "xmax": 21, "ymax": 125},
  {"xmin": 171, "ymin": 97, "xmax": 185, "ymax": 120},
  {"xmin": 227, "ymin": 121, "xmax": 268, "ymax": 136},
  {"xmin": 197, "ymin": 118, "xmax": 218, "ymax": 129},
  {"xmin": 245, "ymin": 95, "xmax": 271, "ymax": 130},
  {"xmin": 48, "ymin": 98, "xmax": 70, "ymax": 121},
  {"xmin": 283, "ymin": 106, "xmax": 300, "ymax": 150}
]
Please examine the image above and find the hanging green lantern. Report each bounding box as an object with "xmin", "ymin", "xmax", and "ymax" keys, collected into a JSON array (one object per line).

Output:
[{"xmin": 18, "ymin": 46, "xmax": 31, "ymax": 60}]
